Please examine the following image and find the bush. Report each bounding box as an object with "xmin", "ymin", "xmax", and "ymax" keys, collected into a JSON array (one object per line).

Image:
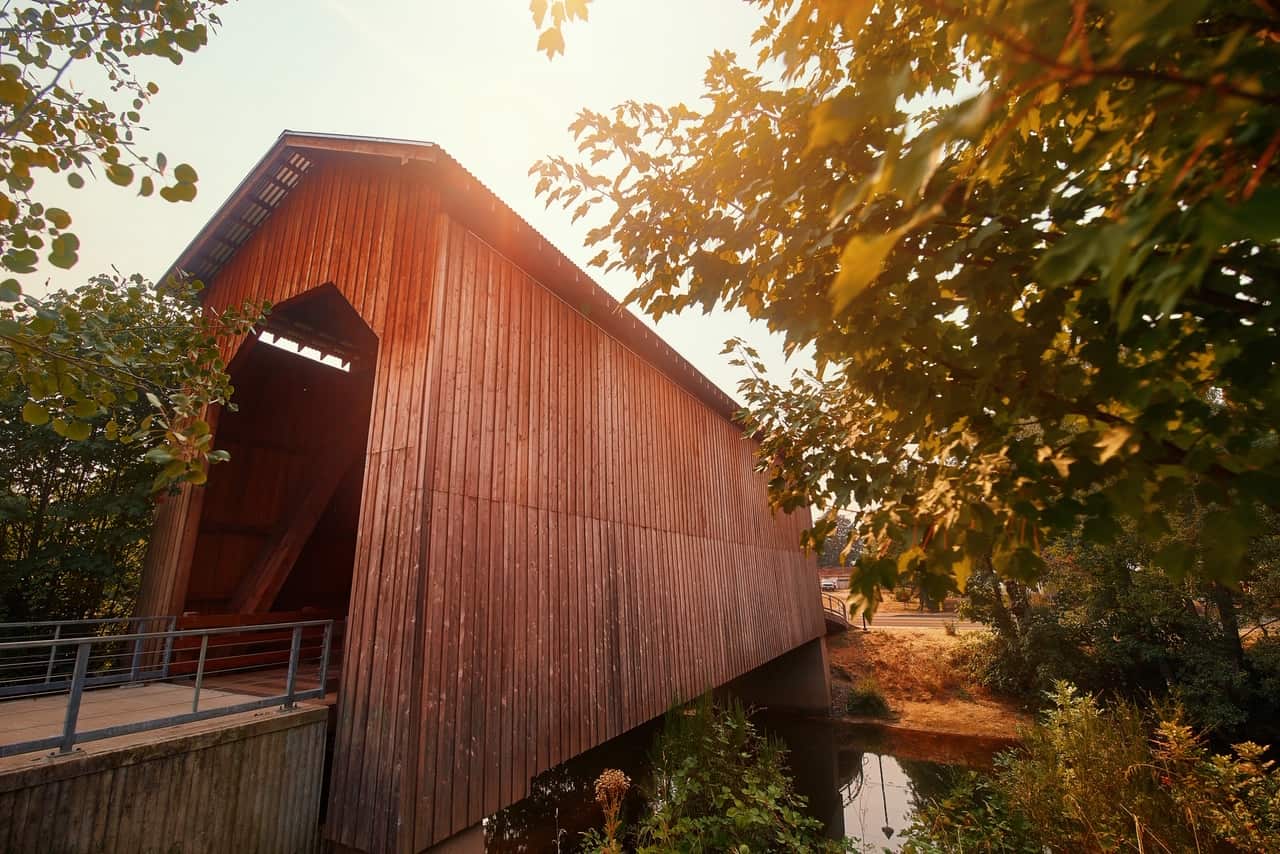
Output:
[
  {"xmin": 903, "ymin": 773, "xmax": 1040, "ymax": 854},
  {"xmin": 1245, "ymin": 637, "xmax": 1280, "ymax": 743},
  {"xmin": 905, "ymin": 683, "xmax": 1280, "ymax": 853},
  {"xmin": 609, "ymin": 697, "xmax": 847, "ymax": 853},
  {"xmin": 893, "ymin": 586, "xmax": 913, "ymax": 603},
  {"xmin": 844, "ymin": 678, "xmax": 891, "ymax": 718}
]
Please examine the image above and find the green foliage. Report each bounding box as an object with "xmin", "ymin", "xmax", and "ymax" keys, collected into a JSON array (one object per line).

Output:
[
  {"xmin": 902, "ymin": 772, "xmax": 1041, "ymax": 854},
  {"xmin": 534, "ymin": 1, "xmax": 1280, "ymax": 600},
  {"xmin": 0, "ymin": 1, "xmax": 220, "ymax": 284},
  {"xmin": 0, "ymin": 384, "xmax": 155, "ymax": 622},
  {"xmin": 0, "ymin": 276, "xmax": 258, "ymax": 619},
  {"xmin": 1153, "ymin": 720, "xmax": 1280, "ymax": 852},
  {"xmin": 816, "ymin": 512, "xmax": 858, "ymax": 567},
  {"xmin": 0, "ymin": 1, "xmax": 269, "ymax": 484},
  {"xmin": 0, "ymin": 1, "xmax": 225, "ymax": 280},
  {"xmin": 1, "ymin": 274, "xmax": 265, "ymax": 489},
  {"xmin": 956, "ymin": 518, "xmax": 1280, "ymax": 735},
  {"xmin": 907, "ymin": 684, "xmax": 1280, "ymax": 853},
  {"xmin": 844, "ymin": 678, "xmax": 891, "ymax": 719},
  {"xmin": 632, "ymin": 697, "xmax": 846, "ymax": 853}
]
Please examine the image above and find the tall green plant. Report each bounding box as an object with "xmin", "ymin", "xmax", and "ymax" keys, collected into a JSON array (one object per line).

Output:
[
  {"xmin": 907, "ymin": 684, "xmax": 1280, "ymax": 853},
  {"xmin": 632, "ymin": 697, "xmax": 845, "ymax": 853}
]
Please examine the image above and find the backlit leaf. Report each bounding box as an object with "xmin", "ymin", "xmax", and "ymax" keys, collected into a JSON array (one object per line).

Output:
[{"xmin": 829, "ymin": 231, "xmax": 899, "ymax": 312}]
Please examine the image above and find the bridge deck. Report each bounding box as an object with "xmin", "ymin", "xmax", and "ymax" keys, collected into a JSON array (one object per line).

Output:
[
  {"xmin": 203, "ymin": 663, "xmax": 340, "ymax": 704},
  {"xmin": 0, "ymin": 662, "xmax": 340, "ymax": 770},
  {"xmin": 0, "ymin": 683, "xmax": 261, "ymax": 769}
]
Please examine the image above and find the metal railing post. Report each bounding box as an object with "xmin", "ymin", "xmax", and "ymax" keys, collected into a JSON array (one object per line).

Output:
[
  {"xmin": 317, "ymin": 621, "xmax": 333, "ymax": 697},
  {"xmin": 57, "ymin": 642, "xmax": 91, "ymax": 755},
  {"xmin": 192, "ymin": 634, "xmax": 209, "ymax": 714},
  {"xmin": 160, "ymin": 616, "xmax": 177, "ymax": 679},
  {"xmin": 128, "ymin": 633, "xmax": 144, "ymax": 683},
  {"xmin": 283, "ymin": 625, "xmax": 302, "ymax": 709},
  {"xmin": 44, "ymin": 624, "xmax": 61, "ymax": 684}
]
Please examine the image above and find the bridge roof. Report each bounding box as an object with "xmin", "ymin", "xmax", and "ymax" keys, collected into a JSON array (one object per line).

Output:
[{"xmin": 167, "ymin": 130, "xmax": 741, "ymax": 424}]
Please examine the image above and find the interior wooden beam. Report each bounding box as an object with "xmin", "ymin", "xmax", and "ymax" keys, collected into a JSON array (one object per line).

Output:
[{"xmin": 229, "ymin": 435, "xmax": 362, "ymax": 614}]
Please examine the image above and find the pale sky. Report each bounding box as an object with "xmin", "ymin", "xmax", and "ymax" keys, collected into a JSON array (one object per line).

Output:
[{"xmin": 38, "ymin": 0, "xmax": 806, "ymax": 401}]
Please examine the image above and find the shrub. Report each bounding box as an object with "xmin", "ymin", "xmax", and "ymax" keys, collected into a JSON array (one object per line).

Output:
[
  {"xmin": 893, "ymin": 586, "xmax": 913, "ymax": 603},
  {"xmin": 903, "ymin": 772, "xmax": 1040, "ymax": 854},
  {"xmin": 1152, "ymin": 721, "xmax": 1280, "ymax": 851},
  {"xmin": 630, "ymin": 697, "xmax": 847, "ymax": 853},
  {"xmin": 1245, "ymin": 636, "xmax": 1280, "ymax": 743},
  {"xmin": 905, "ymin": 683, "xmax": 1280, "ymax": 853},
  {"xmin": 844, "ymin": 678, "xmax": 891, "ymax": 718}
]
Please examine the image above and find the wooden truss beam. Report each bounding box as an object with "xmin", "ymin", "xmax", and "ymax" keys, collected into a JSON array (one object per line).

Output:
[{"xmin": 230, "ymin": 434, "xmax": 363, "ymax": 614}]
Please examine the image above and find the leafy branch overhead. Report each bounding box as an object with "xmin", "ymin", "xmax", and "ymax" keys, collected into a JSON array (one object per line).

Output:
[
  {"xmin": 530, "ymin": 0, "xmax": 590, "ymax": 59},
  {"xmin": 533, "ymin": 1, "xmax": 1280, "ymax": 597},
  {"xmin": 0, "ymin": 1, "xmax": 268, "ymax": 488},
  {"xmin": 2, "ymin": 275, "xmax": 266, "ymax": 488},
  {"xmin": 0, "ymin": 1, "xmax": 222, "ymax": 279}
]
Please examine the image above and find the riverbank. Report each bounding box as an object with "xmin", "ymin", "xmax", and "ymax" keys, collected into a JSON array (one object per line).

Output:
[{"xmin": 826, "ymin": 627, "xmax": 1032, "ymax": 739}]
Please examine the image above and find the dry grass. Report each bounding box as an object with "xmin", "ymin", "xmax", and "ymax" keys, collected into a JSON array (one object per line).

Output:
[{"xmin": 826, "ymin": 628, "xmax": 1031, "ymax": 738}]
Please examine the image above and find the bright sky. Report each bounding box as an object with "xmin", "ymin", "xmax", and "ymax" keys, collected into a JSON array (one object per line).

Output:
[{"xmin": 40, "ymin": 0, "xmax": 804, "ymax": 401}]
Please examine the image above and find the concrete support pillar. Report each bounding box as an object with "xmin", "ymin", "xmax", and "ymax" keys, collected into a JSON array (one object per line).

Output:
[{"xmin": 724, "ymin": 636, "xmax": 831, "ymax": 714}]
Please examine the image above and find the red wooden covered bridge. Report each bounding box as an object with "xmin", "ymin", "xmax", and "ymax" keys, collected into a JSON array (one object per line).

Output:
[{"xmin": 135, "ymin": 131, "xmax": 826, "ymax": 853}]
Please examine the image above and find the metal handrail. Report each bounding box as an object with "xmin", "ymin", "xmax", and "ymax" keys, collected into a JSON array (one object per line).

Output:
[
  {"xmin": 0, "ymin": 616, "xmax": 172, "ymax": 631},
  {"xmin": 0, "ymin": 618, "xmax": 334, "ymax": 759},
  {"xmin": 821, "ymin": 593, "xmax": 849, "ymax": 623},
  {"xmin": 0, "ymin": 618, "xmax": 336, "ymax": 651},
  {"xmin": 0, "ymin": 616, "xmax": 179, "ymax": 700}
]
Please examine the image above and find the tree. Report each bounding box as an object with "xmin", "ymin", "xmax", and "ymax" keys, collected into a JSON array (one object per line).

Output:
[
  {"xmin": 533, "ymin": 1, "xmax": 1280, "ymax": 603},
  {"xmin": 816, "ymin": 512, "xmax": 857, "ymax": 566},
  {"xmin": 2, "ymin": 272, "xmax": 261, "ymax": 487},
  {"xmin": 1, "ymin": 280, "xmax": 250, "ymax": 619},
  {"xmin": 0, "ymin": 384, "xmax": 154, "ymax": 623},
  {"xmin": 0, "ymin": 0, "xmax": 266, "ymax": 486}
]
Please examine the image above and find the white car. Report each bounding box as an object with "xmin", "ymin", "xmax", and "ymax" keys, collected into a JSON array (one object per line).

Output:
[{"xmin": 820, "ymin": 578, "xmax": 838, "ymax": 592}]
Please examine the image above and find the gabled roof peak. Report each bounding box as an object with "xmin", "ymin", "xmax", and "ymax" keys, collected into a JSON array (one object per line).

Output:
[{"xmin": 170, "ymin": 130, "xmax": 741, "ymax": 424}]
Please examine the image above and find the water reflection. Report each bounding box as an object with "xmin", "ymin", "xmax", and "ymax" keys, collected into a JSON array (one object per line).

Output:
[
  {"xmin": 840, "ymin": 753, "xmax": 925, "ymax": 851},
  {"xmin": 485, "ymin": 713, "xmax": 1009, "ymax": 852}
]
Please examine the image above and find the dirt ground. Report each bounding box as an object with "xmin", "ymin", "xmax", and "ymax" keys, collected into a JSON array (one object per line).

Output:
[{"xmin": 826, "ymin": 627, "xmax": 1032, "ymax": 739}]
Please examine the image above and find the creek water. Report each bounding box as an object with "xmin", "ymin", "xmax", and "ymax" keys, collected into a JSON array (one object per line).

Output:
[{"xmin": 485, "ymin": 711, "xmax": 1015, "ymax": 852}]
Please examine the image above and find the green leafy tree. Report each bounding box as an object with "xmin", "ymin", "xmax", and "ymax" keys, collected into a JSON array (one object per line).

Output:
[
  {"xmin": 2, "ymin": 274, "xmax": 262, "ymax": 486},
  {"xmin": 956, "ymin": 510, "xmax": 1280, "ymax": 735},
  {"xmin": 0, "ymin": 383, "xmax": 154, "ymax": 622},
  {"xmin": 816, "ymin": 512, "xmax": 857, "ymax": 566},
  {"xmin": 533, "ymin": 2, "xmax": 1280, "ymax": 603},
  {"xmin": 1, "ymin": 279, "xmax": 253, "ymax": 619},
  {"xmin": 0, "ymin": 0, "xmax": 267, "ymax": 485}
]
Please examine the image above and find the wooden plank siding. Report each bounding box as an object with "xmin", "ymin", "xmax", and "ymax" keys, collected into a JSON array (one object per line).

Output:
[{"xmin": 136, "ymin": 136, "xmax": 824, "ymax": 854}]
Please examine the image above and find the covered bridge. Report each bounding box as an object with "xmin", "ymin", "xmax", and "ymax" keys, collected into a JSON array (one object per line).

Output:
[{"xmin": 136, "ymin": 131, "xmax": 826, "ymax": 853}]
